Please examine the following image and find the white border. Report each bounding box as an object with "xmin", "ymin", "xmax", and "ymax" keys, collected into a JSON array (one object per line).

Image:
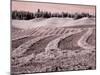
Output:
[{"xmin": 0, "ymin": 0, "xmax": 100, "ymax": 75}]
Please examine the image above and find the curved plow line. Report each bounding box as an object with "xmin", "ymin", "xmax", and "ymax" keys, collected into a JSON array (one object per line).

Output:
[
  {"xmin": 45, "ymin": 29, "xmax": 83, "ymax": 52},
  {"xmin": 78, "ymin": 28, "xmax": 95, "ymax": 50},
  {"xmin": 12, "ymin": 34, "xmax": 62, "ymax": 58},
  {"xmin": 57, "ymin": 28, "xmax": 65, "ymax": 34},
  {"xmin": 12, "ymin": 28, "xmax": 40, "ymax": 40},
  {"xmin": 37, "ymin": 29, "xmax": 84, "ymax": 60},
  {"xmin": 12, "ymin": 30, "xmax": 31, "ymax": 40},
  {"xmin": 47, "ymin": 28, "xmax": 61, "ymax": 35},
  {"xmin": 12, "ymin": 35, "xmax": 54, "ymax": 57},
  {"xmin": 35, "ymin": 29, "xmax": 83, "ymax": 62},
  {"xmin": 41, "ymin": 28, "xmax": 52, "ymax": 35},
  {"xmin": 12, "ymin": 34, "xmax": 31, "ymax": 41}
]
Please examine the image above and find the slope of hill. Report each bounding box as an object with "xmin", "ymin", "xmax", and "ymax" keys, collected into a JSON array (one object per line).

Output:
[
  {"xmin": 11, "ymin": 17, "xmax": 96, "ymax": 74},
  {"xmin": 12, "ymin": 17, "xmax": 95, "ymax": 30}
]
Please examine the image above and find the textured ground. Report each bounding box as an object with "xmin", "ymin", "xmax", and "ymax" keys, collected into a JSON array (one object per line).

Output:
[{"xmin": 11, "ymin": 18, "xmax": 96, "ymax": 74}]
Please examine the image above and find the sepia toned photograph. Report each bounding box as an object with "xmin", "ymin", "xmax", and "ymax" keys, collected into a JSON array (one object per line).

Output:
[{"xmin": 11, "ymin": 0, "xmax": 96, "ymax": 74}]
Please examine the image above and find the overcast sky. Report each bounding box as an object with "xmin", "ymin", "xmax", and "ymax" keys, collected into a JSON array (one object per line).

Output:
[{"xmin": 12, "ymin": 1, "xmax": 96, "ymax": 15}]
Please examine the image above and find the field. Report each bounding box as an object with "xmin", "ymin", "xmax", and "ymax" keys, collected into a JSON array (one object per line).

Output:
[{"xmin": 11, "ymin": 17, "xmax": 96, "ymax": 74}]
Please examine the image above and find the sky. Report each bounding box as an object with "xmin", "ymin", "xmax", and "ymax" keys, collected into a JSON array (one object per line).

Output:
[{"xmin": 12, "ymin": 1, "xmax": 96, "ymax": 15}]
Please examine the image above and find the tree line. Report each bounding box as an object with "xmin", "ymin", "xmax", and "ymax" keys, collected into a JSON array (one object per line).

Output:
[{"xmin": 12, "ymin": 9, "xmax": 95, "ymax": 20}]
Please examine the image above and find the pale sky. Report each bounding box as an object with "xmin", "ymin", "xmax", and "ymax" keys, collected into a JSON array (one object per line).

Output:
[{"xmin": 12, "ymin": 1, "xmax": 96, "ymax": 15}]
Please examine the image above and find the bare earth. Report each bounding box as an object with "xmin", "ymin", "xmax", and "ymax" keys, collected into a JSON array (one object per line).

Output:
[{"xmin": 11, "ymin": 17, "xmax": 96, "ymax": 74}]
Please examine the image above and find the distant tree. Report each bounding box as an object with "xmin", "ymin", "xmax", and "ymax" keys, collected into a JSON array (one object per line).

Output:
[
  {"xmin": 73, "ymin": 13, "xmax": 82, "ymax": 19},
  {"xmin": 12, "ymin": 9, "xmax": 95, "ymax": 20}
]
